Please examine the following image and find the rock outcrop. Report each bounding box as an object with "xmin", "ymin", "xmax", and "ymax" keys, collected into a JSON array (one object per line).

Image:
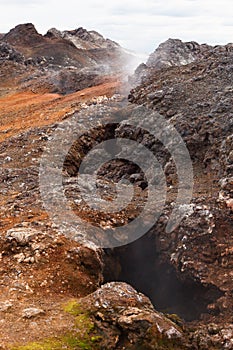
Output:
[
  {"xmin": 123, "ymin": 38, "xmax": 233, "ymax": 347},
  {"xmin": 46, "ymin": 26, "xmax": 120, "ymax": 50},
  {"xmin": 131, "ymin": 38, "xmax": 233, "ymax": 84},
  {"xmin": 78, "ymin": 282, "xmax": 183, "ymax": 349},
  {"xmin": 0, "ymin": 23, "xmax": 132, "ymax": 94},
  {"xmin": 147, "ymin": 38, "xmax": 211, "ymax": 69},
  {"xmin": 0, "ymin": 42, "xmax": 24, "ymax": 63}
]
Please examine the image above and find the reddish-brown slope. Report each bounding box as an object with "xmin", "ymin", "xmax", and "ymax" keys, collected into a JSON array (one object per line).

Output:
[{"xmin": 0, "ymin": 80, "xmax": 121, "ymax": 142}]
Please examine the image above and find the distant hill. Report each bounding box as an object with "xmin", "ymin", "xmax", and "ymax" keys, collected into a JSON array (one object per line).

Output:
[{"xmin": 0, "ymin": 23, "xmax": 133, "ymax": 94}]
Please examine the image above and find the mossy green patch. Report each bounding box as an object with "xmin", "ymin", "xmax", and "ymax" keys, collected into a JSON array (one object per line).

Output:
[
  {"xmin": 63, "ymin": 299, "xmax": 83, "ymax": 316},
  {"xmin": 91, "ymin": 336, "xmax": 102, "ymax": 343},
  {"xmin": 11, "ymin": 300, "xmax": 101, "ymax": 350},
  {"xmin": 11, "ymin": 332, "xmax": 100, "ymax": 350},
  {"xmin": 63, "ymin": 299, "xmax": 95, "ymax": 335},
  {"xmin": 75, "ymin": 314, "xmax": 94, "ymax": 333},
  {"xmin": 11, "ymin": 338, "xmax": 66, "ymax": 350}
]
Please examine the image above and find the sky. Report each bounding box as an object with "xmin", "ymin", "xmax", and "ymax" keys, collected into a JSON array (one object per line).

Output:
[{"xmin": 0, "ymin": 0, "xmax": 233, "ymax": 53}]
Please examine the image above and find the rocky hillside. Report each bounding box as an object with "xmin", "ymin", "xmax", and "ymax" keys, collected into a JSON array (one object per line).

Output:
[
  {"xmin": 147, "ymin": 38, "xmax": 212, "ymax": 68},
  {"xmin": 0, "ymin": 23, "xmax": 132, "ymax": 95},
  {"xmin": 0, "ymin": 30, "xmax": 232, "ymax": 349},
  {"xmin": 131, "ymin": 38, "xmax": 233, "ymax": 85},
  {"xmin": 2, "ymin": 23, "xmax": 122, "ymax": 67},
  {"xmin": 125, "ymin": 38, "xmax": 233, "ymax": 347},
  {"xmin": 46, "ymin": 27, "xmax": 120, "ymax": 50}
]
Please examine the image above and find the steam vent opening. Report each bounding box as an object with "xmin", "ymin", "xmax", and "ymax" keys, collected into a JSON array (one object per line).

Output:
[{"xmin": 104, "ymin": 232, "xmax": 223, "ymax": 322}]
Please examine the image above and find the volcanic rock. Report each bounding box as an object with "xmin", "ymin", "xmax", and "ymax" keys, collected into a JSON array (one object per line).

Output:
[
  {"xmin": 0, "ymin": 23, "xmax": 133, "ymax": 95},
  {"xmin": 2, "ymin": 23, "xmax": 44, "ymax": 48},
  {"xmin": 125, "ymin": 38, "xmax": 233, "ymax": 345},
  {"xmin": 131, "ymin": 38, "xmax": 233, "ymax": 84},
  {"xmin": 46, "ymin": 26, "xmax": 120, "ymax": 50},
  {"xmin": 22, "ymin": 307, "xmax": 45, "ymax": 319},
  {"xmin": 147, "ymin": 38, "xmax": 211, "ymax": 69},
  {"xmin": 0, "ymin": 301, "xmax": 12, "ymax": 312},
  {"xmin": 79, "ymin": 282, "xmax": 183, "ymax": 349},
  {"xmin": 0, "ymin": 42, "xmax": 24, "ymax": 63}
]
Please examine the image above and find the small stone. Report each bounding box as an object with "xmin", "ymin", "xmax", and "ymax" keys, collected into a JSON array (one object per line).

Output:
[
  {"xmin": 147, "ymin": 90, "xmax": 164, "ymax": 102},
  {"xmin": 22, "ymin": 308, "xmax": 45, "ymax": 319},
  {"xmin": 166, "ymin": 109, "xmax": 176, "ymax": 117},
  {"xmin": 226, "ymin": 198, "xmax": 233, "ymax": 210},
  {"xmin": 4, "ymin": 156, "xmax": 12, "ymax": 162},
  {"xmin": 14, "ymin": 253, "xmax": 26, "ymax": 263},
  {"xmin": 24, "ymin": 256, "xmax": 35, "ymax": 263},
  {"xmin": 6, "ymin": 228, "xmax": 38, "ymax": 245},
  {"xmin": 0, "ymin": 301, "xmax": 13, "ymax": 312}
]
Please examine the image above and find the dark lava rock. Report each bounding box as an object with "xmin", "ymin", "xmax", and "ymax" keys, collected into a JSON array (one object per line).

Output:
[
  {"xmin": 125, "ymin": 39, "xmax": 233, "ymax": 345},
  {"xmin": 131, "ymin": 38, "xmax": 233, "ymax": 85},
  {"xmin": 0, "ymin": 23, "xmax": 134, "ymax": 95},
  {"xmin": 0, "ymin": 42, "xmax": 24, "ymax": 63},
  {"xmin": 2, "ymin": 23, "xmax": 45, "ymax": 47},
  {"xmin": 79, "ymin": 282, "xmax": 184, "ymax": 349},
  {"xmin": 1, "ymin": 23, "xmax": 119, "ymax": 69},
  {"xmin": 147, "ymin": 38, "xmax": 212, "ymax": 69},
  {"xmin": 46, "ymin": 26, "xmax": 120, "ymax": 50}
]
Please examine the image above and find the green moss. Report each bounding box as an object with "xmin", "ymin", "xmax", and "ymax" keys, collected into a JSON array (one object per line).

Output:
[
  {"xmin": 11, "ymin": 333, "xmax": 99, "ymax": 350},
  {"xmin": 11, "ymin": 300, "xmax": 101, "ymax": 350},
  {"xmin": 91, "ymin": 336, "xmax": 102, "ymax": 343},
  {"xmin": 75, "ymin": 341, "xmax": 91, "ymax": 350},
  {"xmin": 75, "ymin": 314, "xmax": 94, "ymax": 333},
  {"xmin": 61, "ymin": 334, "xmax": 93, "ymax": 349},
  {"xmin": 63, "ymin": 299, "xmax": 83, "ymax": 316},
  {"xmin": 62, "ymin": 334, "xmax": 86, "ymax": 348},
  {"xmin": 63, "ymin": 300, "xmax": 95, "ymax": 335},
  {"xmin": 11, "ymin": 338, "xmax": 64, "ymax": 350}
]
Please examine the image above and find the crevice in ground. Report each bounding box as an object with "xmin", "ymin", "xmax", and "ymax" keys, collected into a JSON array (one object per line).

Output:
[{"xmin": 104, "ymin": 232, "xmax": 223, "ymax": 322}]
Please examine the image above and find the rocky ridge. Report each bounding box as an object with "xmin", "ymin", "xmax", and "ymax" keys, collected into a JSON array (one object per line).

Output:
[
  {"xmin": 131, "ymin": 38, "xmax": 233, "ymax": 85},
  {"xmin": 0, "ymin": 23, "xmax": 132, "ymax": 95},
  {"xmin": 124, "ymin": 38, "xmax": 233, "ymax": 347},
  {"xmin": 46, "ymin": 27, "xmax": 120, "ymax": 50}
]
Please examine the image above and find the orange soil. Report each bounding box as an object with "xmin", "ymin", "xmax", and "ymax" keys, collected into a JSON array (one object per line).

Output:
[{"xmin": 0, "ymin": 80, "xmax": 121, "ymax": 142}]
